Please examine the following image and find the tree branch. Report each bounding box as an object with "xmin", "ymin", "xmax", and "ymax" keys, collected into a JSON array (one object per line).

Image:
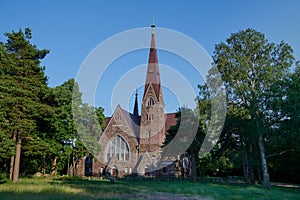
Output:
[{"xmin": 267, "ymin": 149, "xmax": 294, "ymax": 158}]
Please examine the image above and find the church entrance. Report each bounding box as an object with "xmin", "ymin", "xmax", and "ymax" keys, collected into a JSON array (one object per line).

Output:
[
  {"xmin": 84, "ymin": 155, "xmax": 93, "ymax": 176},
  {"xmin": 144, "ymin": 165, "xmax": 150, "ymax": 176}
]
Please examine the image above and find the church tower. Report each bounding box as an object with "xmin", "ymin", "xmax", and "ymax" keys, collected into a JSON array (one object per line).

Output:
[{"xmin": 139, "ymin": 24, "xmax": 165, "ymax": 154}]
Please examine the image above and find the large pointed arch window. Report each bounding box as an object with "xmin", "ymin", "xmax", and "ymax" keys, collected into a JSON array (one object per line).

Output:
[{"xmin": 106, "ymin": 135, "xmax": 130, "ymax": 161}]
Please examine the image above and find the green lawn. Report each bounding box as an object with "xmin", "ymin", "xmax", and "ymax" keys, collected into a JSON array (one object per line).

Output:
[{"xmin": 0, "ymin": 177, "xmax": 299, "ymax": 200}]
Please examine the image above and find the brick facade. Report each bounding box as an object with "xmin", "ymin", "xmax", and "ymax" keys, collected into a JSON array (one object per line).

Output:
[{"xmin": 76, "ymin": 24, "xmax": 184, "ymax": 177}]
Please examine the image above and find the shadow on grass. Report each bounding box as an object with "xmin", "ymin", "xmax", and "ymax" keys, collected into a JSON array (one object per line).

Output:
[
  {"xmin": 1, "ymin": 177, "xmax": 300, "ymax": 200},
  {"xmin": 52, "ymin": 177, "xmax": 300, "ymax": 200},
  {"xmin": 50, "ymin": 177, "xmax": 144, "ymax": 196}
]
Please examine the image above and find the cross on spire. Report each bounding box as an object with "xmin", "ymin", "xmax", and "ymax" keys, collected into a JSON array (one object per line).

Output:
[{"xmin": 151, "ymin": 18, "xmax": 155, "ymax": 35}]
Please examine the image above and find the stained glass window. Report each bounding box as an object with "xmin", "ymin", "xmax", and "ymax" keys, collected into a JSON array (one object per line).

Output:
[{"xmin": 106, "ymin": 135, "xmax": 130, "ymax": 161}]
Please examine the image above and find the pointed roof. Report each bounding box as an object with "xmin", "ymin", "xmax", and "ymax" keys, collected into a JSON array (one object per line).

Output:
[
  {"xmin": 143, "ymin": 23, "xmax": 161, "ymax": 100},
  {"xmin": 104, "ymin": 105, "xmax": 140, "ymax": 138},
  {"xmin": 121, "ymin": 108, "xmax": 140, "ymax": 137},
  {"xmin": 133, "ymin": 90, "xmax": 139, "ymax": 117}
]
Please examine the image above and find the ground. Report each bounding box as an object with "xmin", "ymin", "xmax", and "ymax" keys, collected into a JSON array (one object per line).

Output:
[{"xmin": 0, "ymin": 177, "xmax": 299, "ymax": 200}]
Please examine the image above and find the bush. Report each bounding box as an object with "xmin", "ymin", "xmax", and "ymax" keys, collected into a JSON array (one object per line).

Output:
[{"xmin": 0, "ymin": 173, "xmax": 8, "ymax": 183}]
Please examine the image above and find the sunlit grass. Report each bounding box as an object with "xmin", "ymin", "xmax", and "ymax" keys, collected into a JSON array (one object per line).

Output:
[{"xmin": 0, "ymin": 177, "xmax": 299, "ymax": 199}]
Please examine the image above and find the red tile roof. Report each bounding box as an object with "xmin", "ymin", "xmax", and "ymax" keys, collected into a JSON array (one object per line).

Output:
[
  {"xmin": 105, "ymin": 117, "xmax": 111, "ymax": 126},
  {"xmin": 165, "ymin": 113, "xmax": 177, "ymax": 131}
]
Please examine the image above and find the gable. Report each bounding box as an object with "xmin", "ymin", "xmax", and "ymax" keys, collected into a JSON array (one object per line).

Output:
[
  {"xmin": 143, "ymin": 82, "xmax": 160, "ymax": 102},
  {"xmin": 135, "ymin": 151, "xmax": 153, "ymax": 174},
  {"xmin": 103, "ymin": 105, "xmax": 140, "ymax": 138}
]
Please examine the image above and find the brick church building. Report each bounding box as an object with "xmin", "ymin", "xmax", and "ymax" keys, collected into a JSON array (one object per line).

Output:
[{"xmin": 76, "ymin": 24, "xmax": 190, "ymax": 177}]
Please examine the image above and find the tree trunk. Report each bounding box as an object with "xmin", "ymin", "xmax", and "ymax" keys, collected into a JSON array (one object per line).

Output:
[
  {"xmin": 72, "ymin": 153, "xmax": 75, "ymax": 176},
  {"xmin": 241, "ymin": 151, "xmax": 250, "ymax": 184},
  {"xmin": 257, "ymin": 166, "xmax": 262, "ymax": 184},
  {"xmin": 12, "ymin": 137, "xmax": 21, "ymax": 183},
  {"xmin": 249, "ymin": 165, "xmax": 255, "ymax": 184},
  {"xmin": 190, "ymin": 152, "xmax": 197, "ymax": 181},
  {"xmin": 9, "ymin": 132, "xmax": 17, "ymax": 181},
  {"xmin": 258, "ymin": 135, "xmax": 271, "ymax": 189},
  {"xmin": 67, "ymin": 153, "xmax": 70, "ymax": 176},
  {"xmin": 9, "ymin": 156, "xmax": 14, "ymax": 180},
  {"xmin": 51, "ymin": 157, "xmax": 57, "ymax": 175}
]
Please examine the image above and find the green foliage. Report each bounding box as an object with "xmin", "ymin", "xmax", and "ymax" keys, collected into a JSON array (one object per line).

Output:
[
  {"xmin": 198, "ymin": 28, "xmax": 297, "ymax": 186},
  {"xmin": 48, "ymin": 78, "xmax": 104, "ymax": 173},
  {"xmin": 266, "ymin": 64, "xmax": 300, "ymax": 183},
  {"xmin": 0, "ymin": 28, "xmax": 52, "ymax": 180},
  {"xmin": 163, "ymin": 107, "xmax": 200, "ymax": 155},
  {"xmin": 0, "ymin": 28, "xmax": 105, "ymax": 178},
  {"xmin": 198, "ymin": 153, "xmax": 235, "ymax": 177}
]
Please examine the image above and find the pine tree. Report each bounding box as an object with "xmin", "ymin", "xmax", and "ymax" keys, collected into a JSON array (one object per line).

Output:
[{"xmin": 0, "ymin": 28, "xmax": 50, "ymax": 182}]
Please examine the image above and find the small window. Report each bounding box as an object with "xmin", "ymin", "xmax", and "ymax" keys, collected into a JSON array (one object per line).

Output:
[
  {"xmin": 147, "ymin": 97, "xmax": 154, "ymax": 106},
  {"xmin": 115, "ymin": 112, "xmax": 122, "ymax": 121},
  {"xmin": 146, "ymin": 114, "xmax": 154, "ymax": 121}
]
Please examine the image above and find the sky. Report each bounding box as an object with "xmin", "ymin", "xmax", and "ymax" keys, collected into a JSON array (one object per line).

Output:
[{"xmin": 1, "ymin": 0, "xmax": 300, "ymax": 116}]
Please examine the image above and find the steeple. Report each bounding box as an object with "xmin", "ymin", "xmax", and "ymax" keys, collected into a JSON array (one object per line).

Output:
[
  {"xmin": 133, "ymin": 90, "xmax": 139, "ymax": 117},
  {"xmin": 143, "ymin": 23, "xmax": 161, "ymax": 100},
  {"xmin": 139, "ymin": 23, "xmax": 165, "ymax": 153}
]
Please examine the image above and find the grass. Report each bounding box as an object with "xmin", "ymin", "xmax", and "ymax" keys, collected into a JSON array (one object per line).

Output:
[{"xmin": 0, "ymin": 177, "xmax": 299, "ymax": 200}]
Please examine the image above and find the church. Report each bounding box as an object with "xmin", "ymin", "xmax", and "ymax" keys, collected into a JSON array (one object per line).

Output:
[{"xmin": 77, "ymin": 24, "xmax": 185, "ymax": 177}]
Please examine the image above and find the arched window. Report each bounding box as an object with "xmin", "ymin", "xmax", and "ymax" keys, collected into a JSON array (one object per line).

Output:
[
  {"xmin": 147, "ymin": 97, "xmax": 154, "ymax": 106},
  {"xmin": 106, "ymin": 135, "xmax": 130, "ymax": 161}
]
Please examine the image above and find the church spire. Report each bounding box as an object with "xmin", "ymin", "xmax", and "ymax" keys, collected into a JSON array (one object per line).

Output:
[
  {"xmin": 143, "ymin": 23, "xmax": 161, "ymax": 100},
  {"xmin": 139, "ymin": 22, "xmax": 165, "ymax": 153},
  {"xmin": 133, "ymin": 89, "xmax": 139, "ymax": 117}
]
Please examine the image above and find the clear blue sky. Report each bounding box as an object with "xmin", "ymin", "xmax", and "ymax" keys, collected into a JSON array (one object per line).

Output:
[{"xmin": 1, "ymin": 0, "xmax": 300, "ymax": 116}]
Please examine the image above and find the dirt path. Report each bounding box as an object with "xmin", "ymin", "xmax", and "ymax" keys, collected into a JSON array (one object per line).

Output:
[{"xmin": 271, "ymin": 182, "xmax": 300, "ymax": 188}]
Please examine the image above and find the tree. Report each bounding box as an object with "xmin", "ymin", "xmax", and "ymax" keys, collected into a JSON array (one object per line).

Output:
[
  {"xmin": 213, "ymin": 28, "xmax": 295, "ymax": 188},
  {"xmin": 164, "ymin": 64, "xmax": 226, "ymax": 180},
  {"xmin": 49, "ymin": 79, "xmax": 104, "ymax": 176},
  {"xmin": 163, "ymin": 107, "xmax": 202, "ymax": 180},
  {"xmin": 196, "ymin": 71, "xmax": 240, "ymax": 180},
  {"xmin": 72, "ymin": 82, "xmax": 103, "ymax": 161},
  {"xmin": 47, "ymin": 79, "xmax": 80, "ymax": 175},
  {"xmin": 0, "ymin": 28, "xmax": 50, "ymax": 182},
  {"xmin": 266, "ymin": 63, "xmax": 300, "ymax": 183},
  {"xmin": 0, "ymin": 44, "xmax": 15, "ymax": 174}
]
